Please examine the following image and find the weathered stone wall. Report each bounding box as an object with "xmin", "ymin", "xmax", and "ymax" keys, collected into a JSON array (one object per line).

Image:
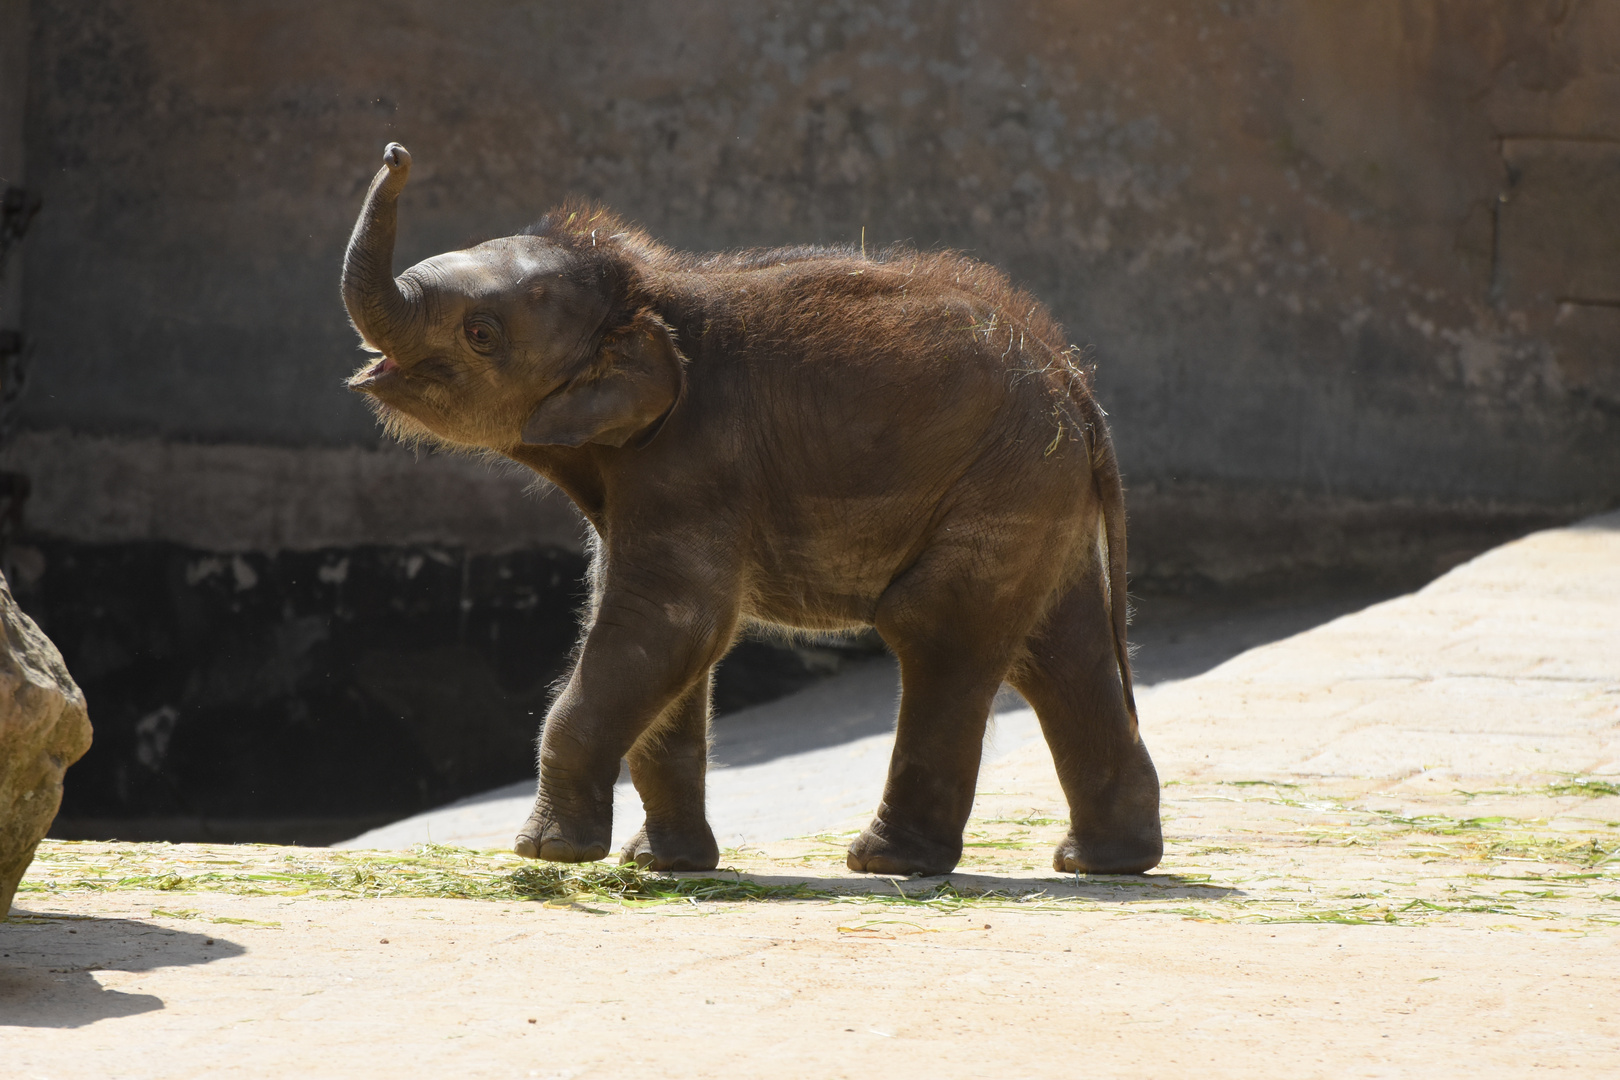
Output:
[
  {"xmin": 13, "ymin": 1, "xmax": 1619, "ymax": 531},
  {"xmin": 1, "ymin": 0, "xmax": 30, "ymax": 458}
]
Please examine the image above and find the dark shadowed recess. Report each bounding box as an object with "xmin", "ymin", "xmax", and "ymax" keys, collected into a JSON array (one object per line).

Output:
[
  {"xmin": 13, "ymin": 509, "xmax": 1569, "ymax": 847},
  {"xmin": 11, "ymin": 540, "xmax": 842, "ymax": 846}
]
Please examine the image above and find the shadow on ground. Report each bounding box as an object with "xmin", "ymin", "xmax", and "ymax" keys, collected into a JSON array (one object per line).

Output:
[
  {"xmin": 647, "ymin": 869, "xmax": 1241, "ymax": 904},
  {"xmin": 0, "ymin": 910, "xmax": 243, "ymax": 1028},
  {"xmin": 348, "ymin": 582, "xmax": 1404, "ymax": 837},
  {"xmin": 1124, "ymin": 584, "xmax": 1406, "ymax": 685},
  {"xmin": 728, "ymin": 583, "xmax": 1404, "ymax": 768}
]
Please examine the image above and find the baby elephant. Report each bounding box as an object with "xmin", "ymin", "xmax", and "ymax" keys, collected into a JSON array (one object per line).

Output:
[{"xmin": 342, "ymin": 143, "xmax": 1162, "ymax": 876}]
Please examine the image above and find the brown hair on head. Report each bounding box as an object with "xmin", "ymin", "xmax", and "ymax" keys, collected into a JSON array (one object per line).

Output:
[
  {"xmin": 520, "ymin": 199, "xmax": 670, "ymax": 334},
  {"xmin": 521, "ymin": 199, "xmax": 669, "ymax": 263}
]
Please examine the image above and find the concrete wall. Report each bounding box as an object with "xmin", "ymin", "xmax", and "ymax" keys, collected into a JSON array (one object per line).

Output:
[
  {"xmin": 12, "ymin": 1, "xmax": 1619, "ymax": 546},
  {"xmin": 0, "ymin": 0, "xmax": 27, "ymax": 405}
]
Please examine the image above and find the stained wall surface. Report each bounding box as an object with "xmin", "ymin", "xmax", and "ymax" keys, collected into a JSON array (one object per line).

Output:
[{"xmin": 13, "ymin": 2, "xmax": 1619, "ymax": 529}]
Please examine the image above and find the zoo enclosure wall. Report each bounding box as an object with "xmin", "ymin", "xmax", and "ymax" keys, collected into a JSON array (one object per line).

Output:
[{"xmin": 3, "ymin": 1, "xmax": 1616, "ymax": 582}]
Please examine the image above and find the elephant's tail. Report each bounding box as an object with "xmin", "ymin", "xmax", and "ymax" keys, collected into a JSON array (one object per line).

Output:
[{"xmin": 1077, "ymin": 390, "xmax": 1137, "ymax": 725}]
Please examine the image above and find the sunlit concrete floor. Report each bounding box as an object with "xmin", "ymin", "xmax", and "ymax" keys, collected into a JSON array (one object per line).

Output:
[{"xmin": 5, "ymin": 512, "xmax": 1618, "ymax": 1078}]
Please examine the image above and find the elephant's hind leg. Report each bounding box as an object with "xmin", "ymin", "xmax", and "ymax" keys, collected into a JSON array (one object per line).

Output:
[
  {"xmin": 1008, "ymin": 570, "xmax": 1163, "ymax": 875},
  {"xmin": 847, "ymin": 550, "xmax": 1029, "ymax": 877},
  {"xmin": 619, "ymin": 670, "xmax": 721, "ymax": 872},
  {"xmin": 845, "ymin": 640, "xmax": 1004, "ymax": 877}
]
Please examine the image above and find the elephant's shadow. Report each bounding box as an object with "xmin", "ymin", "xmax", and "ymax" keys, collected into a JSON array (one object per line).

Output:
[
  {"xmin": 0, "ymin": 909, "xmax": 244, "ymax": 1029},
  {"xmin": 673, "ymin": 869, "xmax": 1240, "ymax": 903}
]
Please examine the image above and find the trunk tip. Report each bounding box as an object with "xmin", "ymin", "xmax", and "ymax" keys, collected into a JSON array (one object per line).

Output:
[{"xmin": 382, "ymin": 143, "xmax": 411, "ymax": 171}]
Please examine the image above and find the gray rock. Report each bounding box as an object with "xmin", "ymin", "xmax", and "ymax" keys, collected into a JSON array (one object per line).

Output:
[{"xmin": 0, "ymin": 570, "xmax": 90, "ymax": 916}]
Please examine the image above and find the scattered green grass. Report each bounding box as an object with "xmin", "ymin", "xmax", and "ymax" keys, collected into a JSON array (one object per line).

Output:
[
  {"xmin": 978, "ymin": 815, "xmax": 1066, "ymax": 828},
  {"xmin": 19, "ymin": 842, "xmax": 1112, "ymax": 913},
  {"xmin": 1455, "ymin": 776, "xmax": 1620, "ymax": 800},
  {"xmin": 21, "ymin": 796, "xmax": 1620, "ymax": 932},
  {"xmin": 22, "ymin": 844, "xmax": 836, "ymax": 906},
  {"xmin": 1473, "ymin": 835, "xmax": 1618, "ymax": 866},
  {"xmin": 1373, "ymin": 813, "xmax": 1541, "ymax": 836},
  {"xmin": 149, "ymin": 908, "xmax": 283, "ymax": 927},
  {"xmin": 962, "ymin": 837, "xmax": 1034, "ymax": 850},
  {"xmin": 1255, "ymin": 908, "xmax": 1402, "ymax": 926},
  {"xmin": 1543, "ymin": 778, "xmax": 1620, "ymax": 798}
]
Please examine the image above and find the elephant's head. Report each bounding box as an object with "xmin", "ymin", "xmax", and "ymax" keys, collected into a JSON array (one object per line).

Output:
[{"xmin": 342, "ymin": 143, "xmax": 683, "ymax": 451}]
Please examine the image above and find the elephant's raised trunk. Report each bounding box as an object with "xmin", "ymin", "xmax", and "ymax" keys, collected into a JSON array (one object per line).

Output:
[{"xmin": 341, "ymin": 143, "xmax": 420, "ymax": 352}]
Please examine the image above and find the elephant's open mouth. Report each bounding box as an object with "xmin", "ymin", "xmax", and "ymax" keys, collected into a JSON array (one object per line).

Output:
[{"xmin": 348, "ymin": 355, "xmax": 400, "ymax": 391}]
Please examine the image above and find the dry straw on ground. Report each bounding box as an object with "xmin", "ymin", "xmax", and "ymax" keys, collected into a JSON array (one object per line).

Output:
[{"xmin": 20, "ymin": 772, "xmax": 1618, "ymax": 931}]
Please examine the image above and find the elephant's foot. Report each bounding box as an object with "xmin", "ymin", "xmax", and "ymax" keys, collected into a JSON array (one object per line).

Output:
[
  {"xmin": 514, "ymin": 805, "xmax": 610, "ymax": 863},
  {"xmin": 846, "ymin": 818, "xmax": 960, "ymax": 877},
  {"xmin": 618, "ymin": 821, "xmax": 720, "ymax": 872},
  {"xmin": 1052, "ymin": 824, "xmax": 1163, "ymax": 876}
]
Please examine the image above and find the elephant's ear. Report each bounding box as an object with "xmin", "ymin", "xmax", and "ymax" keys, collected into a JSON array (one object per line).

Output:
[{"xmin": 521, "ymin": 312, "xmax": 684, "ymax": 448}]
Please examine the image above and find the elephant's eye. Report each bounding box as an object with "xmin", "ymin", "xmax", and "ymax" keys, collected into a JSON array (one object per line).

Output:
[{"xmin": 464, "ymin": 316, "xmax": 500, "ymax": 353}]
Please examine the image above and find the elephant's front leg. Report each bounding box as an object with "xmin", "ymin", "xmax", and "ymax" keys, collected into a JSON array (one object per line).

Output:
[
  {"xmin": 515, "ymin": 577, "xmax": 736, "ymax": 864},
  {"xmin": 618, "ymin": 670, "xmax": 720, "ymax": 871}
]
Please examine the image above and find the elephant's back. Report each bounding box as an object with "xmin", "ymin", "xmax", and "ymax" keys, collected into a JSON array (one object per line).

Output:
[{"xmin": 647, "ymin": 253, "xmax": 1105, "ymax": 628}]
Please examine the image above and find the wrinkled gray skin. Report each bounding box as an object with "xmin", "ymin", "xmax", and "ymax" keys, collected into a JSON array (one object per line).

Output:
[{"xmin": 342, "ymin": 144, "xmax": 1162, "ymax": 876}]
